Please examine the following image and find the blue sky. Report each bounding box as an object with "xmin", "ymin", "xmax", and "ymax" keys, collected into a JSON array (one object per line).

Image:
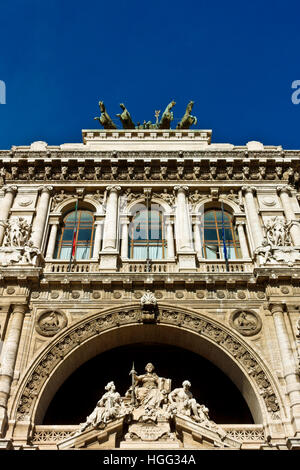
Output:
[{"xmin": 0, "ymin": 0, "xmax": 299, "ymax": 149}]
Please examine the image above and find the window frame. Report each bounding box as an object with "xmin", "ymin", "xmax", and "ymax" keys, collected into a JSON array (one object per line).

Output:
[
  {"xmin": 54, "ymin": 209, "xmax": 95, "ymax": 260},
  {"xmin": 202, "ymin": 208, "xmax": 241, "ymax": 260},
  {"xmin": 128, "ymin": 206, "xmax": 167, "ymax": 260}
]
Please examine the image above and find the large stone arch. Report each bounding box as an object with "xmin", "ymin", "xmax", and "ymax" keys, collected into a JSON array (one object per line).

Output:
[{"xmin": 11, "ymin": 304, "xmax": 285, "ymax": 428}]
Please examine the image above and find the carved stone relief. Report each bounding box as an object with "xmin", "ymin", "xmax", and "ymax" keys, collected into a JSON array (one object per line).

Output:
[
  {"xmin": 35, "ymin": 310, "xmax": 68, "ymax": 337},
  {"xmin": 0, "ymin": 217, "xmax": 41, "ymax": 266},
  {"xmin": 229, "ymin": 310, "xmax": 262, "ymax": 337}
]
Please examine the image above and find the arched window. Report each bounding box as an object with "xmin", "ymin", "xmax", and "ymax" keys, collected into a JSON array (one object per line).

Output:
[
  {"xmin": 128, "ymin": 207, "xmax": 166, "ymax": 259},
  {"xmin": 202, "ymin": 209, "xmax": 241, "ymax": 260},
  {"xmin": 54, "ymin": 209, "xmax": 95, "ymax": 260}
]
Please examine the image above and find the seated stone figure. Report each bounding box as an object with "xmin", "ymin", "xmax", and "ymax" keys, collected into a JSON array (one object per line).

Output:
[
  {"xmin": 168, "ymin": 380, "xmax": 201, "ymax": 420},
  {"xmin": 78, "ymin": 381, "xmax": 127, "ymax": 433},
  {"xmin": 168, "ymin": 380, "xmax": 227, "ymax": 439},
  {"xmin": 130, "ymin": 363, "xmax": 170, "ymax": 413}
]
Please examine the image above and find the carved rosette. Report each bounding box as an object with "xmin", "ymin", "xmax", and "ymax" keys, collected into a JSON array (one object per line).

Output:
[
  {"xmin": 35, "ymin": 310, "xmax": 68, "ymax": 337},
  {"xmin": 15, "ymin": 307, "xmax": 279, "ymax": 422},
  {"xmin": 229, "ymin": 310, "xmax": 262, "ymax": 337}
]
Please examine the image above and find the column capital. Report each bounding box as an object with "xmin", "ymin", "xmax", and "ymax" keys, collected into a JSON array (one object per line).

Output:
[
  {"xmin": 106, "ymin": 185, "xmax": 121, "ymax": 193},
  {"xmin": 120, "ymin": 216, "xmax": 130, "ymax": 225},
  {"xmin": 48, "ymin": 216, "xmax": 60, "ymax": 225},
  {"xmin": 269, "ymin": 303, "xmax": 286, "ymax": 315},
  {"xmin": 277, "ymin": 185, "xmax": 293, "ymax": 196},
  {"xmin": 38, "ymin": 185, "xmax": 53, "ymax": 195},
  {"xmin": 174, "ymin": 185, "xmax": 189, "ymax": 193},
  {"xmin": 235, "ymin": 219, "xmax": 246, "ymax": 227},
  {"xmin": 242, "ymin": 185, "xmax": 256, "ymax": 195},
  {"xmin": 165, "ymin": 216, "xmax": 174, "ymax": 225},
  {"xmin": 191, "ymin": 216, "xmax": 202, "ymax": 225},
  {"xmin": 11, "ymin": 304, "xmax": 27, "ymax": 315},
  {"xmin": 3, "ymin": 185, "xmax": 17, "ymax": 195}
]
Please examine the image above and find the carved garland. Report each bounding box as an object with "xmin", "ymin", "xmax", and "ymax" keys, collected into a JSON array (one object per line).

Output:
[{"xmin": 15, "ymin": 307, "xmax": 280, "ymax": 422}]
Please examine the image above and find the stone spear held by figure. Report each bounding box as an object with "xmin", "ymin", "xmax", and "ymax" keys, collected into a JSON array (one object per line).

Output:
[{"xmin": 129, "ymin": 362, "xmax": 137, "ymax": 406}]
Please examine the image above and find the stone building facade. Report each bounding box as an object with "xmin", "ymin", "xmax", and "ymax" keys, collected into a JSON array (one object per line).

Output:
[{"xmin": 0, "ymin": 128, "xmax": 300, "ymax": 449}]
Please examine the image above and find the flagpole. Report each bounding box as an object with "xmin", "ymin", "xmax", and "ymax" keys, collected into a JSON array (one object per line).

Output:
[
  {"xmin": 67, "ymin": 198, "xmax": 79, "ymax": 272},
  {"xmin": 221, "ymin": 202, "xmax": 229, "ymax": 272},
  {"xmin": 144, "ymin": 189, "xmax": 151, "ymax": 273}
]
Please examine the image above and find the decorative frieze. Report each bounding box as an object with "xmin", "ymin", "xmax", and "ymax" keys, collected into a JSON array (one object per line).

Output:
[{"xmin": 0, "ymin": 158, "xmax": 298, "ymax": 183}]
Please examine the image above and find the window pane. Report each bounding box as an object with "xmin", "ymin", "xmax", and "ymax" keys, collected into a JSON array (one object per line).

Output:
[
  {"xmin": 65, "ymin": 212, "xmax": 77, "ymax": 222},
  {"xmin": 79, "ymin": 211, "xmax": 93, "ymax": 221},
  {"xmin": 61, "ymin": 229, "xmax": 74, "ymax": 241},
  {"xmin": 54, "ymin": 209, "xmax": 94, "ymax": 260},
  {"xmin": 59, "ymin": 246, "xmax": 72, "ymax": 260},
  {"xmin": 205, "ymin": 228, "xmax": 218, "ymax": 241},
  {"xmin": 203, "ymin": 209, "xmax": 241, "ymax": 260},
  {"xmin": 130, "ymin": 208, "xmax": 164, "ymax": 260},
  {"xmin": 204, "ymin": 211, "xmax": 215, "ymax": 222},
  {"xmin": 76, "ymin": 246, "xmax": 90, "ymax": 260},
  {"xmin": 77, "ymin": 228, "xmax": 92, "ymax": 242}
]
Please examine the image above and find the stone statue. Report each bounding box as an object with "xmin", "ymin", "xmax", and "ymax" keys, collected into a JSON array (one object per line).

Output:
[
  {"xmin": 265, "ymin": 216, "xmax": 292, "ymax": 247},
  {"xmin": 176, "ymin": 101, "xmax": 197, "ymax": 129},
  {"xmin": 94, "ymin": 101, "xmax": 117, "ymax": 129},
  {"xmin": 116, "ymin": 103, "xmax": 135, "ymax": 129},
  {"xmin": 19, "ymin": 240, "xmax": 41, "ymax": 264},
  {"xmin": 168, "ymin": 380, "xmax": 202, "ymax": 421},
  {"xmin": 0, "ymin": 217, "xmax": 42, "ymax": 266},
  {"xmin": 168, "ymin": 380, "xmax": 226, "ymax": 438},
  {"xmin": 78, "ymin": 381, "xmax": 128, "ymax": 433},
  {"xmin": 254, "ymin": 238, "xmax": 274, "ymax": 264},
  {"xmin": 158, "ymin": 101, "xmax": 176, "ymax": 129},
  {"xmin": 69, "ymin": 361, "xmax": 233, "ymax": 448},
  {"xmin": 130, "ymin": 363, "xmax": 170, "ymax": 414},
  {"xmin": 51, "ymin": 190, "xmax": 69, "ymax": 211},
  {"xmin": 3, "ymin": 217, "xmax": 32, "ymax": 248}
]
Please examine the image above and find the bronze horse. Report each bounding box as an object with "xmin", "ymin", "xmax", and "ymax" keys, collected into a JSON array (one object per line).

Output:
[
  {"xmin": 176, "ymin": 101, "xmax": 197, "ymax": 129},
  {"xmin": 159, "ymin": 100, "xmax": 176, "ymax": 129},
  {"xmin": 94, "ymin": 101, "xmax": 117, "ymax": 129},
  {"xmin": 116, "ymin": 103, "xmax": 135, "ymax": 129}
]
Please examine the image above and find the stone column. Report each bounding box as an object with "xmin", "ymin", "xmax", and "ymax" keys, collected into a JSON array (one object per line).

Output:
[
  {"xmin": 270, "ymin": 303, "xmax": 300, "ymax": 435},
  {"xmin": 0, "ymin": 304, "xmax": 26, "ymax": 436},
  {"xmin": 174, "ymin": 186, "xmax": 193, "ymax": 251},
  {"xmin": 193, "ymin": 219, "xmax": 203, "ymax": 260},
  {"xmin": 174, "ymin": 186, "xmax": 196, "ymax": 271},
  {"xmin": 31, "ymin": 186, "xmax": 53, "ymax": 249},
  {"xmin": 242, "ymin": 186, "xmax": 264, "ymax": 250},
  {"xmin": 92, "ymin": 220, "xmax": 104, "ymax": 260},
  {"xmin": 235, "ymin": 220, "xmax": 250, "ymax": 258},
  {"xmin": 120, "ymin": 217, "xmax": 129, "ymax": 259},
  {"xmin": 99, "ymin": 186, "xmax": 121, "ymax": 271},
  {"xmin": 102, "ymin": 186, "xmax": 120, "ymax": 251},
  {"xmin": 277, "ymin": 185, "xmax": 300, "ymax": 246},
  {"xmin": 0, "ymin": 186, "xmax": 17, "ymax": 246},
  {"xmin": 45, "ymin": 220, "xmax": 59, "ymax": 260},
  {"xmin": 165, "ymin": 218, "xmax": 175, "ymax": 260}
]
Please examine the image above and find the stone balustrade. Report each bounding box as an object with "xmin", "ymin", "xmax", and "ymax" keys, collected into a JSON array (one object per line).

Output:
[
  {"xmin": 44, "ymin": 259, "xmax": 254, "ymax": 275},
  {"xmin": 198, "ymin": 260, "xmax": 253, "ymax": 274},
  {"xmin": 31, "ymin": 424, "xmax": 265, "ymax": 447},
  {"xmin": 44, "ymin": 260, "xmax": 99, "ymax": 273},
  {"xmin": 120, "ymin": 260, "xmax": 178, "ymax": 274}
]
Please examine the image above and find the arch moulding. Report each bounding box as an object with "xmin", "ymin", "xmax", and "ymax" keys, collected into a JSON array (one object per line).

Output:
[{"xmin": 11, "ymin": 304, "xmax": 284, "ymax": 427}]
